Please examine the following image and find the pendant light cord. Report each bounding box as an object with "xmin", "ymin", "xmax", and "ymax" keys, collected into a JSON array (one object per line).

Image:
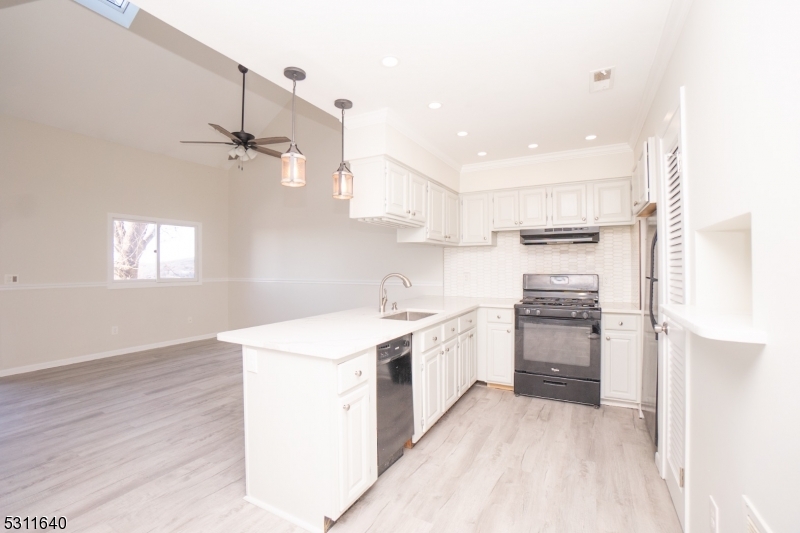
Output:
[
  {"xmin": 291, "ymin": 79, "xmax": 296, "ymax": 144},
  {"xmin": 341, "ymin": 108, "xmax": 345, "ymax": 162}
]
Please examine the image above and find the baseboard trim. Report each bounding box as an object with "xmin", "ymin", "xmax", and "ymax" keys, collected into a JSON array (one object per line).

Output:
[
  {"xmin": 0, "ymin": 333, "xmax": 219, "ymax": 378},
  {"xmin": 600, "ymin": 398, "xmax": 640, "ymax": 410},
  {"xmin": 243, "ymin": 495, "xmax": 322, "ymax": 533}
]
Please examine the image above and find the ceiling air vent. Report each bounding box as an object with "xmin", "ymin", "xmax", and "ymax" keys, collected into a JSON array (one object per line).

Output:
[{"xmin": 590, "ymin": 67, "xmax": 614, "ymax": 92}]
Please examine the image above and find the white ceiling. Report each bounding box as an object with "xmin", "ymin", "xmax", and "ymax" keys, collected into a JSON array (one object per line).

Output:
[
  {"xmin": 132, "ymin": 0, "xmax": 674, "ymax": 167},
  {"xmin": 0, "ymin": 0, "xmax": 294, "ymax": 168}
]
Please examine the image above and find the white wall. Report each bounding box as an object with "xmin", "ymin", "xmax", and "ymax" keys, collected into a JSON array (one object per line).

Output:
[
  {"xmin": 0, "ymin": 115, "xmax": 229, "ymax": 374},
  {"xmin": 636, "ymin": 0, "xmax": 800, "ymax": 531},
  {"xmin": 444, "ymin": 227, "xmax": 639, "ymax": 306},
  {"xmin": 227, "ymin": 101, "xmax": 444, "ymax": 329}
]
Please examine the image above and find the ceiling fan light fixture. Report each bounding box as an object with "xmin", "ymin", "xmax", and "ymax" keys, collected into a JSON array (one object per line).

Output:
[
  {"xmin": 245, "ymin": 148, "xmax": 257, "ymax": 159},
  {"xmin": 228, "ymin": 147, "xmax": 238, "ymax": 159},
  {"xmin": 235, "ymin": 145, "xmax": 247, "ymax": 156},
  {"xmin": 332, "ymin": 98, "xmax": 354, "ymax": 200},
  {"xmin": 282, "ymin": 67, "xmax": 307, "ymax": 187}
]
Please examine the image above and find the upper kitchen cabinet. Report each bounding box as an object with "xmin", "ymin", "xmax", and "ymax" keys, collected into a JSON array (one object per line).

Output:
[
  {"xmin": 551, "ymin": 184, "xmax": 588, "ymax": 226},
  {"xmin": 461, "ymin": 193, "xmax": 492, "ymax": 245},
  {"xmin": 492, "ymin": 190, "xmax": 519, "ymax": 229},
  {"xmin": 519, "ymin": 187, "xmax": 548, "ymax": 227},
  {"xmin": 427, "ymin": 183, "xmax": 446, "ymax": 242},
  {"xmin": 349, "ymin": 156, "xmax": 426, "ymax": 228},
  {"xmin": 632, "ymin": 137, "xmax": 657, "ymax": 216},
  {"xmin": 592, "ymin": 179, "xmax": 632, "ymax": 225},
  {"xmin": 445, "ymin": 192, "xmax": 460, "ymax": 243}
]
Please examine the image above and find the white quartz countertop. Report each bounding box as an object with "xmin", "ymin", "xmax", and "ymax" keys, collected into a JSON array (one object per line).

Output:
[{"xmin": 217, "ymin": 296, "xmax": 519, "ymax": 360}]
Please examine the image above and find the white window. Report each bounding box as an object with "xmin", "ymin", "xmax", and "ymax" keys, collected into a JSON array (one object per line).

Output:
[
  {"xmin": 109, "ymin": 215, "xmax": 201, "ymax": 287},
  {"xmin": 72, "ymin": 0, "xmax": 140, "ymax": 28}
]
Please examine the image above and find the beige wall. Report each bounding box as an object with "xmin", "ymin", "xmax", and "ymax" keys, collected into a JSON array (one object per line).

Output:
[
  {"xmin": 0, "ymin": 115, "xmax": 230, "ymax": 373},
  {"xmin": 227, "ymin": 101, "xmax": 444, "ymax": 329},
  {"xmin": 636, "ymin": 0, "xmax": 800, "ymax": 531}
]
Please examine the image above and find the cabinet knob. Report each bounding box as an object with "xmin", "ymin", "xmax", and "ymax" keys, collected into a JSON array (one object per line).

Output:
[
  {"xmin": 606, "ymin": 336, "xmax": 611, "ymax": 341},
  {"xmin": 497, "ymin": 315, "xmax": 501, "ymax": 319},
  {"xmin": 406, "ymin": 210, "xmax": 410, "ymax": 214},
  {"xmin": 470, "ymin": 334, "xmax": 474, "ymax": 338},
  {"xmin": 452, "ymin": 327, "xmax": 455, "ymax": 332},
  {"xmin": 618, "ymin": 321, "xmax": 623, "ymax": 326},
  {"xmin": 433, "ymin": 336, "xmax": 438, "ymax": 341},
  {"xmin": 507, "ymin": 329, "xmax": 511, "ymax": 333},
  {"xmin": 468, "ymin": 319, "xmax": 473, "ymax": 323},
  {"xmin": 343, "ymin": 404, "xmax": 350, "ymax": 411},
  {"xmin": 354, "ymin": 370, "xmax": 362, "ymax": 377},
  {"xmin": 582, "ymin": 217, "xmax": 586, "ymax": 221},
  {"xmin": 595, "ymin": 216, "xmax": 599, "ymax": 221},
  {"xmin": 446, "ymin": 348, "xmax": 449, "ymax": 352},
  {"xmin": 412, "ymin": 211, "xmax": 416, "ymax": 216},
  {"xmin": 483, "ymin": 236, "xmax": 487, "ymax": 240}
]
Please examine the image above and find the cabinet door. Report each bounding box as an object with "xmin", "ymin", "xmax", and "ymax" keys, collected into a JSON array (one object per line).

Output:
[
  {"xmin": 385, "ymin": 163, "xmax": 408, "ymax": 218},
  {"xmin": 445, "ymin": 192, "xmax": 460, "ymax": 243},
  {"xmin": 551, "ymin": 184, "xmax": 587, "ymax": 226},
  {"xmin": 492, "ymin": 191, "xmax": 519, "ymax": 229},
  {"xmin": 461, "ymin": 194, "xmax": 490, "ymax": 244},
  {"xmin": 601, "ymin": 331, "xmax": 638, "ymax": 401},
  {"xmin": 422, "ymin": 346, "xmax": 443, "ymax": 430},
  {"xmin": 427, "ymin": 183, "xmax": 446, "ymax": 242},
  {"xmin": 486, "ymin": 324, "xmax": 514, "ymax": 385},
  {"xmin": 443, "ymin": 338, "xmax": 459, "ymax": 409},
  {"xmin": 409, "ymin": 174, "xmax": 428, "ymax": 223},
  {"xmin": 469, "ymin": 331, "xmax": 477, "ymax": 385},
  {"xmin": 519, "ymin": 187, "xmax": 547, "ymax": 227},
  {"xmin": 632, "ymin": 145, "xmax": 649, "ymax": 215},
  {"xmin": 457, "ymin": 332, "xmax": 470, "ymax": 396},
  {"xmin": 593, "ymin": 179, "xmax": 632, "ymax": 225},
  {"xmin": 338, "ymin": 384, "xmax": 372, "ymax": 507}
]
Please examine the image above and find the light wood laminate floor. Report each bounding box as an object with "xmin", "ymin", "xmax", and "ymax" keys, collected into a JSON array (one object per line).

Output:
[{"xmin": 0, "ymin": 339, "xmax": 680, "ymax": 533}]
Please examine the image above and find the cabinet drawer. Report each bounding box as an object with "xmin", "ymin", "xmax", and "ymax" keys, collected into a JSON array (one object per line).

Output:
[
  {"xmin": 458, "ymin": 311, "xmax": 477, "ymax": 332},
  {"xmin": 419, "ymin": 324, "xmax": 444, "ymax": 352},
  {"xmin": 443, "ymin": 318, "xmax": 459, "ymax": 340},
  {"xmin": 337, "ymin": 352, "xmax": 370, "ymax": 394},
  {"xmin": 487, "ymin": 308, "xmax": 514, "ymax": 324},
  {"xmin": 604, "ymin": 314, "xmax": 639, "ymax": 332}
]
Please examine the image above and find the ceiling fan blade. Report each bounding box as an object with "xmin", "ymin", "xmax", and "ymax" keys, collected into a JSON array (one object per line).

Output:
[
  {"xmin": 251, "ymin": 136, "xmax": 291, "ymax": 145},
  {"xmin": 250, "ymin": 145, "xmax": 283, "ymax": 158},
  {"xmin": 180, "ymin": 141, "xmax": 236, "ymax": 145},
  {"xmin": 209, "ymin": 123, "xmax": 240, "ymax": 143}
]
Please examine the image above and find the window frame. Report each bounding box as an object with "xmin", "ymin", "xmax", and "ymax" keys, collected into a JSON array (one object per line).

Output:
[{"xmin": 108, "ymin": 213, "xmax": 202, "ymax": 289}]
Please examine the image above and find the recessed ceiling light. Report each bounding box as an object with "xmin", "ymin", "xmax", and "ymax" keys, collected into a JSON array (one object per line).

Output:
[
  {"xmin": 528, "ymin": 143, "xmax": 538, "ymax": 149},
  {"xmin": 477, "ymin": 152, "xmax": 487, "ymax": 156},
  {"xmin": 428, "ymin": 102, "xmax": 442, "ymax": 109},
  {"xmin": 585, "ymin": 134, "xmax": 597, "ymax": 140},
  {"xmin": 457, "ymin": 131, "xmax": 468, "ymax": 137},
  {"xmin": 381, "ymin": 56, "xmax": 399, "ymax": 67}
]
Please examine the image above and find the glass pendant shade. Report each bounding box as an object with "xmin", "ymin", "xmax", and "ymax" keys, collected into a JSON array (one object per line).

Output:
[
  {"xmin": 281, "ymin": 144, "xmax": 306, "ymax": 187},
  {"xmin": 332, "ymin": 163, "xmax": 354, "ymax": 199}
]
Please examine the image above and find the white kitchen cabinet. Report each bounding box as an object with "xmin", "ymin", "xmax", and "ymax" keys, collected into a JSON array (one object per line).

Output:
[
  {"xmin": 493, "ymin": 191, "xmax": 519, "ymax": 229},
  {"xmin": 519, "ymin": 187, "xmax": 548, "ymax": 227},
  {"xmin": 601, "ymin": 332, "xmax": 638, "ymax": 402},
  {"xmin": 632, "ymin": 137, "xmax": 656, "ymax": 216},
  {"xmin": 468, "ymin": 330, "xmax": 477, "ymax": 385},
  {"xmin": 601, "ymin": 313, "xmax": 642, "ymax": 406},
  {"xmin": 338, "ymin": 383, "xmax": 372, "ymax": 508},
  {"xmin": 457, "ymin": 331, "xmax": 470, "ymax": 394},
  {"xmin": 551, "ymin": 184, "xmax": 587, "ymax": 226},
  {"xmin": 486, "ymin": 323, "xmax": 514, "ymax": 386},
  {"xmin": 445, "ymin": 191, "xmax": 460, "ymax": 243},
  {"xmin": 349, "ymin": 157, "xmax": 424, "ymax": 228},
  {"xmin": 427, "ymin": 183, "xmax": 446, "ymax": 242},
  {"xmin": 443, "ymin": 338, "xmax": 459, "ymax": 409},
  {"xmin": 385, "ymin": 162, "xmax": 408, "ymax": 217},
  {"xmin": 408, "ymin": 173, "xmax": 428, "ymax": 223},
  {"xmin": 421, "ymin": 345, "xmax": 443, "ymax": 431},
  {"xmin": 461, "ymin": 193, "xmax": 491, "ymax": 245},
  {"xmin": 592, "ymin": 179, "xmax": 632, "ymax": 225}
]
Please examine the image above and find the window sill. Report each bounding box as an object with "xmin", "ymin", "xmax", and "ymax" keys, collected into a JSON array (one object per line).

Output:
[
  {"xmin": 108, "ymin": 280, "xmax": 202, "ymax": 289},
  {"xmin": 660, "ymin": 304, "xmax": 767, "ymax": 345}
]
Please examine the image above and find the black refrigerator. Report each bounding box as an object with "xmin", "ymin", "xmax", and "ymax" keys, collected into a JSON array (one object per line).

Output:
[{"xmin": 642, "ymin": 214, "xmax": 659, "ymax": 449}]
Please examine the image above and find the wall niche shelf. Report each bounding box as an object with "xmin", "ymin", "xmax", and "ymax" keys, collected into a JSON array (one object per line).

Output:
[{"xmin": 660, "ymin": 304, "xmax": 767, "ymax": 345}]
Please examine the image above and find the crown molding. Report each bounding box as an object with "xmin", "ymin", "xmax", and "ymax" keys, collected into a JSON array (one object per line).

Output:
[
  {"xmin": 460, "ymin": 143, "xmax": 632, "ymax": 174},
  {"xmin": 628, "ymin": 0, "xmax": 696, "ymax": 147},
  {"xmin": 345, "ymin": 108, "xmax": 461, "ymax": 172}
]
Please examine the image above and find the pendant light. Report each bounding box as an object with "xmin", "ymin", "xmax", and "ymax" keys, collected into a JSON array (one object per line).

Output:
[
  {"xmin": 281, "ymin": 67, "xmax": 307, "ymax": 187},
  {"xmin": 332, "ymin": 99, "xmax": 354, "ymax": 199}
]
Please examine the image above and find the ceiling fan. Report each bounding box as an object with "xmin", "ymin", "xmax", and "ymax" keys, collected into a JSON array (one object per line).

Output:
[{"xmin": 181, "ymin": 64, "xmax": 290, "ymax": 165}]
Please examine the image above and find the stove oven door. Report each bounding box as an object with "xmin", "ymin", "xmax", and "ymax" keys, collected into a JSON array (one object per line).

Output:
[{"xmin": 515, "ymin": 314, "xmax": 601, "ymax": 381}]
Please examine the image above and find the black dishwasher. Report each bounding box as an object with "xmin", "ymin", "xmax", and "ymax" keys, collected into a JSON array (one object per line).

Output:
[{"xmin": 376, "ymin": 334, "xmax": 414, "ymax": 476}]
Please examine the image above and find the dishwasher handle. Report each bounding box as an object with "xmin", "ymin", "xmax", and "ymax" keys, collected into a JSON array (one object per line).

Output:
[{"xmin": 378, "ymin": 350, "xmax": 411, "ymax": 365}]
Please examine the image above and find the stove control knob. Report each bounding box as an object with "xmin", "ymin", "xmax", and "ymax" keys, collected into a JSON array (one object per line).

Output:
[
  {"xmin": 582, "ymin": 312, "xmax": 589, "ymax": 319},
  {"xmin": 525, "ymin": 309, "xmax": 531, "ymax": 315},
  {"xmin": 570, "ymin": 311, "xmax": 577, "ymax": 318},
  {"xmin": 535, "ymin": 309, "xmax": 541, "ymax": 316}
]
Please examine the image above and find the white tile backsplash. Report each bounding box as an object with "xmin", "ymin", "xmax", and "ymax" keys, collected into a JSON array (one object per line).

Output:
[{"xmin": 444, "ymin": 226, "xmax": 639, "ymax": 305}]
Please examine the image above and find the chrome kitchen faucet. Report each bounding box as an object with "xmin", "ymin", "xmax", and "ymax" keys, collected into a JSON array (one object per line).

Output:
[{"xmin": 379, "ymin": 273, "xmax": 412, "ymax": 313}]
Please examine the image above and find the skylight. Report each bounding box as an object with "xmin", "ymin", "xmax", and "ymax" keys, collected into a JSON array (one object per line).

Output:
[{"xmin": 73, "ymin": 0, "xmax": 140, "ymax": 28}]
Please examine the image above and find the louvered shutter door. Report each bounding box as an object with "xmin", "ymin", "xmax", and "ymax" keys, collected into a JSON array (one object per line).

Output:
[{"xmin": 666, "ymin": 144, "xmax": 685, "ymax": 304}]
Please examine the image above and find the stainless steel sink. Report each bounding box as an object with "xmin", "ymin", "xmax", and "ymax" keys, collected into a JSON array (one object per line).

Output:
[{"xmin": 381, "ymin": 311, "xmax": 437, "ymax": 321}]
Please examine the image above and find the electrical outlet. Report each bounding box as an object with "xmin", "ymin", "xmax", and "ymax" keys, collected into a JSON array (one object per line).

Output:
[
  {"xmin": 5, "ymin": 274, "xmax": 18, "ymax": 284},
  {"xmin": 111, "ymin": 326, "xmax": 119, "ymax": 335},
  {"xmin": 187, "ymin": 316, "xmax": 193, "ymax": 324},
  {"xmin": 709, "ymin": 496, "xmax": 719, "ymax": 533}
]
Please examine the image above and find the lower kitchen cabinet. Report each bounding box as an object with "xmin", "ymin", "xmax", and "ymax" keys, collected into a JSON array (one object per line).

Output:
[
  {"xmin": 421, "ymin": 345, "xmax": 443, "ymax": 431},
  {"xmin": 457, "ymin": 331, "xmax": 471, "ymax": 393},
  {"xmin": 338, "ymin": 383, "xmax": 372, "ymax": 508},
  {"xmin": 443, "ymin": 338, "xmax": 459, "ymax": 409},
  {"xmin": 601, "ymin": 313, "xmax": 643, "ymax": 406},
  {"xmin": 486, "ymin": 323, "xmax": 514, "ymax": 386}
]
